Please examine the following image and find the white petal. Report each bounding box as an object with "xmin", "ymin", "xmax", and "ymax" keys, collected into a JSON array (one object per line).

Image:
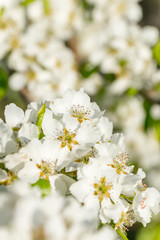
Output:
[
  {"xmin": 50, "ymin": 98, "xmax": 66, "ymax": 116},
  {"xmin": 0, "ymin": 169, "xmax": 8, "ymax": 181},
  {"xmin": 41, "ymin": 139, "xmax": 59, "ymax": 162},
  {"xmin": 100, "ymin": 199, "xmax": 125, "ymax": 224},
  {"xmin": 49, "ymin": 174, "xmax": 75, "ymax": 196},
  {"xmin": 111, "ymin": 133, "xmax": 125, "ymax": 152},
  {"xmin": 70, "ymin": 179, "xmax": 91, "ymax": 203},
  {"xmin": 42, "ymin": 109, "xmax": 63, "ymax": 137},
  {"xmin": 18, "ymin": 161, "xmax": 40, "ymax": 184},
  {"xmin": 76, "ymin": 125, "xmax": 100, "ymax": 146},
  {"xmin": 23, "ymin": 139, "xmax": 41, "ymax": 164},
  {"xmin": 63, "ymin": 114, "xmax": 79, "ymax": 132},
  {"xmin": 9, "ymin": 73, "xmax": 27, "ymax": 91},
  {"xmin": 98, "ymin": 117, "xmax": 113, "ymax": 140},
  {"xmin": 56, "ymin": 146, "xmax": 71, "ymax": 170},
  {"xmin": 18, "ymin": 123, "xmax": 39, "ymax": 146},
  {"xmin": 5, "ymin": 103, "xmax": 24, "ymax": 128},
  {"xmin": 72, "ymin": 89, "xmax": 90, "ymax": 108}
]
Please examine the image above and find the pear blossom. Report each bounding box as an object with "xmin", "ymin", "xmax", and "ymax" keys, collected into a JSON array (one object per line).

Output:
[
  {"xmin": 0, "ymin": 90, "xmax": 160, "ymax": 240},
  {"xmin": 0, "ymin": 0, "xmax": 158, "ymax": 238},
  {"xmin": 0, "ymin": 121, "xmax": 18, "ymax": 157},
  {"xmin": 0, "ymin": 180, "xmax": 119, "ymax": 240},
  {"xmin": 133, "ymin": 188, "xmax": 160, "ymax": 226},
  {"xmin": 112, "ymin": 97, "xmax": 160, "ymax": 191}
]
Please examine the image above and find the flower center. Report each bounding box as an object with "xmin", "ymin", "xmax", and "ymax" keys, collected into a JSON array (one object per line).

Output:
[
  {"xmin": 94, "ymin": 177, "xmax": 112, "ymax": 202},
  {"xmin": 26, "ymin": 70, "xmax": 37, "ymax": 81},
  {"xmin": 115, "ymin": 211, "xmax": 135, "ymax": 232},
  {"xmin": 10, "ymin": 35, "xmax": 20, "ymax": 49},
  {"xmin": 137, "ymin": 179, "xmax": 147, "ymax": 192},
  {"xmin": 71, "ymin": 105, "xmax": 90, "ymax": 123},
  {"xmin": 0, "ymin": 18, "xmax": 16, "ymax": 30},
  {"xmin": 116, "ymin": 3, "xmax": 126, "ymax": 14},
  {"xmin": 36, "ymin": 161, "xmax": 55, "ymax": 180},
  {"xmin": 0, "ymin": 171, "xmax": 17, "ymax": 186},
  {"xmin": 140, "ymin": 197, "xmax": 147, "ymax": 210},
  {"xmin": 75, "ymin": 148, "xmax": 97, "ymax": 164},
  {"xmin": 32, "ymin": 226, "xmax": 46, "ymax": 240},
  {"xmin": 108, "ymin": 153, "xmax": 129, "ymax": 174},
  {"xmin": 58, "ymin": 128, "xmax": 78, "ymax": 151}
]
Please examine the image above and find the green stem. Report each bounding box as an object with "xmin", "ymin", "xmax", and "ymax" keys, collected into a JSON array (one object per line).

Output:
[
  {"xmin": 120, "ymin": 194, "xmax": 134, "ymax": 203},
  {"xmin": 116, "ymin": 228, "xmax": 129, "ymax": 240},
  {"xmin": 110, "ymin": 222, "xmax": 129, "ymax": 240}
]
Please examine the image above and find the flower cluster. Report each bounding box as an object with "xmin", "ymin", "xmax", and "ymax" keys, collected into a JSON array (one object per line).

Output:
[
  {"xmin": 0, "ymin": 181, "xmax": 119, "ymax": 240},
  {"xmin": 0, "ymin": 89, "xmax": 160, "ymax": 240},
  {"xmin": 0, "ymin": 0, "xmax": 82, "ymax": 101},
  {"xmin": 111, "ymin": 97, "xmax": 160, "ymax": 191},
  {"xmin": 76, "ymin": 0, "xmax": 159, "ymax": 95},
  {"xmin": 0, "ymin": 0, "xmax": 159, "ymax": 101}
]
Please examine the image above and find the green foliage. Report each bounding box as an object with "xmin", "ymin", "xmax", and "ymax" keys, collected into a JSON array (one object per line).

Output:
[
  {"xmin": 143, "ymin": 99, "xmax": 153, "ymax": 131},
  {"xmin": 36, "ymin": 103, "xmax": 46, "ymax": 139},
  {"xmin": 0, "ymin": 67, "xmax": 8, "ymax": 100},
  {"xmin": 126, "ymin": 88, "xmax": 138, "ymax": 96},
  {"xmin": 81, "ymin": 0, "xmax": 94, "ymax": 11},
  {"xmin": 136, "ymin": 222, "xmax": 160, "ymax": 240},
  {"xmin": 143, "ymin": 99, "xmax": 160, "ymax": 143},
  {"xmin": 155, "ymin": 123, "xmax": 160, "ymax": 143},
  {"xmin": 153, "ymin": 40, "xmax": 160, "ymax": 66},
  {"xmin": 104, "ymin": 73, "xmax": 116, "ymax": 83},
  {"xmin": 0, "ymin": 163, "xmax": 6, "ymax": 170},
  {"xmin": 80, "ymin": 62, "xmax": 99, "ymax": 78},
  {"xmin": 0, "ymin": 7, "xmax": 5, "ymax": 17},
  {"xmin": 31, "ymin": 179, "xmax": 51, "ymax": 197},
  {"xmin": 20, "ymin": 0, "xmax": 37, "ymax": 6},
  {"xmin": 118, "ymin": 59, "xmax": 128, "ymax": 67},
  {"xmin": 43, "ymin": 0, "xmax": 51, "ymax": 14},
  {"xmin": 154, "ymin": 82, "xmax": 160, "ymax": 92}
]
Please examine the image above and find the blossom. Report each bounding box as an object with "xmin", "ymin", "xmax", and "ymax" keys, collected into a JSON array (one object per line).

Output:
[
  {"xmin": 0, "ymin": 89, "xmax": 160, "ymax": 240},
  {"xmin": 133, "ymin": 188, "xmax": 160, "ymax": 226}
]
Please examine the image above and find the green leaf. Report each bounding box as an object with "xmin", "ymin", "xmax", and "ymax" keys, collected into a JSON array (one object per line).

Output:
[
  {"xmin": 153, "ymin": 40, "xmax": 160, "ymax": 66},
  {"xmin": 143, "ymin": 99, "xmax": 160, "ymax": 143},
  {"xmin": 120, "ymin": 194, "xmax": 134, "ymax": 203},
  {"xmin": 80, "ymin": 62, "xmax": 99, "ymax": 78},
  {"xmin": 31, "ymin": 179, "xmax": 51, "ymax": 197},
  {"xmin": 0, "ymin": 163, "xmax": 6, "ymax": 170},
  {"xmin": 155, "ymin": 123, "xmax": 160, "ymax": 143},
  {"xmin": 105, "ymin": 73, "xmax": 116, "ymax": 83},
  {"xmin": 0, "ymin": 7, "xmax": 5, "ymax": 17},
  {"xmin": 126, "ymin": 88, "xmax": 138, "ymax": 96},
  {"xmin": 118, "ymin": 59, "xmax": 128, "ymax": 67},
  {"xmin": 154, "ymin": 82, "xmax": 160, "ymax": 92},
  {"xmin": 143, "ymin": 99, "xmax": 153, "ymax": 131},
  {"xmin": 136, "ymin": 222, "xmax": 160, "ymax": 240},
  {"xmin": 0, "ymin": 67, "xmax": 8, "ymax": 100},
  {"xmin": 81, "ymin": 0, "xmax": 94, "ymax": 12},
  {"xmin": 20, "ymin": 0, "xmax": 37, "ymax": 6},
  {"xmin": 43, "ymin": 0, "xmax": 51, "ymax": 15},
  {"xmin": 36, "ymin": 103, "xmax": 46, "ymax": 139}
]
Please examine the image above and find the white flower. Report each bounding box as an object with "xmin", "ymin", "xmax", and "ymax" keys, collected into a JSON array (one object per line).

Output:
[
  {"xmin": 50, "ymin": 88, "xmax": 102, "ymax": 120},
  {"xmin": 0, "ymin": 121, "xmax": 18, "ymax": 156},
  {"xmin": 17, "ymin": 138, "xmax": 60, "ymax": 183},
  {"xmin": 133, "ymin": 188, "xmax": 160, "ymax": 226},
  {"xmin": 41, "ymin": 107, "xmax": 101, "ymax": 162},
  {"xmin": 4, "ymin": 103, "xmax": 25, "ymax": 128},
  {"xmin": 70, "ymin": 157, "xmax": 122, "ymax": 222}
]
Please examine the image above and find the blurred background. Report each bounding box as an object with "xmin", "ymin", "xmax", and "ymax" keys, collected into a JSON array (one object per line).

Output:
[{"xmin": 0, "ymin": 0, "xmax": 160, "ymax": 239}]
